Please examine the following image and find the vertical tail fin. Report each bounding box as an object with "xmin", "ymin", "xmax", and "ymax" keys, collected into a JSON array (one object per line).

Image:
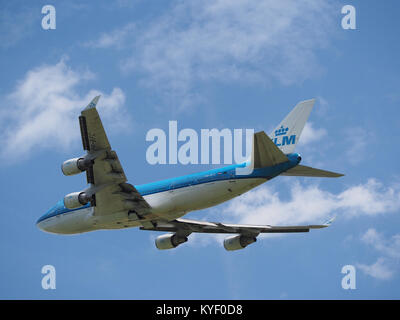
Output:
[{"xmin": 270, "ymin": 99, "xmax": 315, "ymax": 154}]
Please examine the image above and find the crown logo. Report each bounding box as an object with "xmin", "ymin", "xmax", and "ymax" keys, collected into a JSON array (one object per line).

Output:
[{"xmin": 275, "ymin": 125, "xmax": 289, "ymax": 136}]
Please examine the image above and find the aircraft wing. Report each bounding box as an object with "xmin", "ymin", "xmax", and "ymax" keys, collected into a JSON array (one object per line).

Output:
[
  {"xmin": 79, "ymin": 96, "xmax": 151, "ymax": 217},
  {"xmin": 140, "ymin": 217, "xmax": 334, "ymax": 235}
]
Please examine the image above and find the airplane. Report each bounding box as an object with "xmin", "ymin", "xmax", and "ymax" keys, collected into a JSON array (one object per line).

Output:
[{"xmin": 36, "ymin": 97, "xmax": 343, "ymax": 251}]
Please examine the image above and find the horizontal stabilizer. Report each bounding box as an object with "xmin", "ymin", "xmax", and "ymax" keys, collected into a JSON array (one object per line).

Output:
[
  {"xmin": 253, "ymin": 131, "xmax": 288, "ymax": 168},
  {"xmin": 281, "ymin": 165, "xmax": 344, "ymax": 178}
]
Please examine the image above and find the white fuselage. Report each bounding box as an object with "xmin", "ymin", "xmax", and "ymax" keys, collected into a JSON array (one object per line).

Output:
[{"xmin": 37, "ymin": 177, "xmax": 266, "ymax": 234}]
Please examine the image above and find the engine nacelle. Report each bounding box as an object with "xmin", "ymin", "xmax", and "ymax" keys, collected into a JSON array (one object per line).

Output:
[
  {"xmin": 64, "ymin": 192, "xmax": 91, "ymax": 209},
  {"xmin": 155, "ymin": 233, "xmax": 188, "ymax": 250},
  {"xmin": 223, "ymin": 235, "xmax": 257, "ymax": 251},
  {"xmin": 61, "ymin": 157, "xmax": 92, "ymax": 176}
]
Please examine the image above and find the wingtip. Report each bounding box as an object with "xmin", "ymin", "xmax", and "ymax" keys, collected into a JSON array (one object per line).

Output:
[
  {"xmin": 84, "ymin": 95, "xmax": 101, "ymax": 111},
  {"xmin": 323, "ymin": 217, "xmax": 336, "ymax": 227}
]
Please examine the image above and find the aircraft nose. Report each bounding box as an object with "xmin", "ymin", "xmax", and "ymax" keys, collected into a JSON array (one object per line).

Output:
[
  {"xmin": 36, "ymin": 211, "xmax": 53, "ymax": 233},
  {"xmin": 36, "ymin": 215, "xmax": 46, "ymax": 231},
  {"xmin": 36, "ymin": 216, "xmax": 58, "ymax": 234},
  {"xmin": 36, "ymin": 220, "xmax": 44, "ymax": 231}
]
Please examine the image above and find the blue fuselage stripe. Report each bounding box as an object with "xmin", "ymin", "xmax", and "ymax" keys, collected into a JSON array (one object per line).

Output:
[{"xmin": 38, "ymin": 155, "xmax": 300, "ymax": 224}]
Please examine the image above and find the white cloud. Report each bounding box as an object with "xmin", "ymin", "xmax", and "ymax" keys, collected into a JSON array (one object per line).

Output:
[
  {"xmin": 361, "ymin": 228, "xmax": 400, "ymax": 259},
  {"xmin": 92, "ymin": 0, "xmax": 336, "ymax": 109},
  {"xmin": 179, "ymin": 178, "xmax": 400, "ymax": 250},
  {"xmin": 85, "ymin": 23, "xmax": 136, "ymax": 49},
  {"xmin": 220, "ymin": 179, "xmax": 400, "ymax": 228},
  {"xmin": 177, "ymin": 177, "xmax": 400, "ymax": 252},
  {"xmin": 298, "ymin": 122, "xmax": 327, "ymax": 146},
  {"xmin": 315, "ymin": 96, "xmax": 330, "ymax": 116},
  {"xmin": 357, "ymin": 228, "xmax": 400, "ymax": 280},
  {"xmin": 0, "ymin": 59, "xmax": 128, "ymax": 161},
  {"xmin": 357, "ymin": 258, "xmax": 395, "ymax": 281}
]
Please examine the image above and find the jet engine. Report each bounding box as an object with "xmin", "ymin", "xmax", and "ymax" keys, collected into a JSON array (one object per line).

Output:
[
  {"xmin": 61, "ymin": 157, "xmax": 93, "ymax": 176},
  {"xmin": 223, "ymin": 235, "xmax": 257, "ymax": 251},
  {"xmin": 63, "ymin": 191, "xmax": 92, "ymax": 209},
  {"xmin": 155, "ymin": 233, "xmax": 188, "ymax": 250}
]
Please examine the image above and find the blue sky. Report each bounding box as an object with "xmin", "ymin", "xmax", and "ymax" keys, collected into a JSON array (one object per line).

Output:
[{"xmin": 1, "ymin": 0, "xmax": 400, "ymax": 299}]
